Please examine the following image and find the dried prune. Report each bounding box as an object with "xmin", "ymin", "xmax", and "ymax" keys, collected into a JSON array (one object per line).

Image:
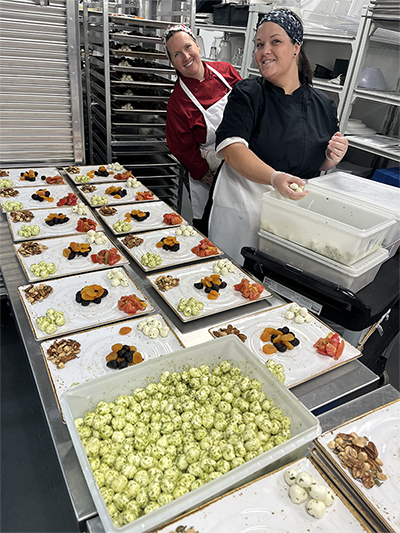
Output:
[
  {"xmin": 275, "ymin": 343, "xmax": 287, "ymax": 352},
  {"xmin": 291, "ymin": 337, "xmax": 300, "ymax": 347},
  {"xmin": 107, "ymin": 360, "xmax": 118, "ymax": 369}
]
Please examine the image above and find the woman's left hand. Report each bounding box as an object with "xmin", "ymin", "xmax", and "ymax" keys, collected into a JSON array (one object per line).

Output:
[{"xmin": 326, "ymin": 132, "xmax": 348, "ymax": 163}]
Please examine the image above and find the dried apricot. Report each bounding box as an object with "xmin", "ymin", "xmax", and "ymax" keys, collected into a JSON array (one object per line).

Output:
[
  {"xmin": 132, "ymin": 352, "xmax": 143, "ymax": 364},
  {"xmin": 260, "ymin": 331, "xmax": 271, "ymax": 342},
  {"xmin": 106, "ymin": 351, "xmax": 118, "ymax": 361},
  {"xmin": 263, "ymin": 344, "xmax": 277, "ymax": 354},
  {"xmin": 119, "ymin": 327, "xmax": 132, "ymax": 335},
  {"xmin": 111, "ymin": 343, "xmax": 123, "ymax": 352}
]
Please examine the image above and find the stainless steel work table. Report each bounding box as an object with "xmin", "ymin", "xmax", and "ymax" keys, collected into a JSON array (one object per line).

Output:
[{"xmin": 0, "ymin": 203, "xmax": 381, "ymax": 529}]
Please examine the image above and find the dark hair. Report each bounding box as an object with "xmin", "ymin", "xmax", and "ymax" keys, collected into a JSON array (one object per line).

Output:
[{"xmin": 298, "ymin": 47, "xmax": 313, "ymax": 86}]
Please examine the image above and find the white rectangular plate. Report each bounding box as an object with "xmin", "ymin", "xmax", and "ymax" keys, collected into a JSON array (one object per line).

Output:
[
  {"xmin": 0, "ymin": 167, "xmax": 64, "ymax": 187},
  {"xmin": 13, "ymin": 234, "xmax": 129, "ymax": 282},
  {"xmin": 147, "ymin": 260, "xmax": 272, "ymax": 322},
  {"xmin": 40, "ymin": 314, "xmax": 184, "ymax": 419},
  {"xmin": 96, "ymin": 200, "xmax": 187, "ymax": 235},
  {"xmin": 77, "ymin": 181, "xmax": 158, "ymax": 206},
  {"xmin": 18, "ymin": 267, "xmax": 154, "ymax": 340},
  {"xmin": 157, "ymin": 456, "xmax": 370, "ymax": 533},
  {"xmin": 63, "ymin": 165, "xmax": 129, "ymax": 184},
  {"xmin": 208, "ymin": 303, "xmax": 361, "ymax": 388},
  {"xmin": 117, "ymin": 228, "xmax": 224, "ymax": 272},
  {"xmin": 1, "ymin": 184, "xmax": 77, "ymax": 212},
  {"xmin": 315, "ymin": 399, "xmax": 400, "ymax": 533},
  {"xmin": 6, "ymin": 206, "xmax": 105, "ymax": 242}
]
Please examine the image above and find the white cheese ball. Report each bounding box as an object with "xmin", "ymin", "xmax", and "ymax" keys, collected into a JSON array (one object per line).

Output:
[
  {"xmin": 295, "ymin": 472, "xmax": 313, "ymax": 489},
  {"xmin": 299, "ymin": 307, "xmax": 308, "ymax": 317},
  {"xmin": 285, "ymin": 311, "xmax": 295, "ymax": 320},
  {"xmin": 295, "ymin": 315, "xmax": 305, "ymax": 324},
  {"xmin": 149, "ymin": 327, "xmax": 159, "ymax": 339},
  {"xmin": 220, "ymin": 267, "xmax": 228, "ymax": 276},
  {"xmin": 142, "ymin": 325, "xmax": 150, "ymax": 336},
  {"xmin": 284, "ymin": 468, "xmax": 298, "ymax": 486},
  {"xmin": 306, "ymin": 499, "xmax": 326, "ymax": 519},
  {"xmin": 137, "ymin": 320, "xmax": 147, "ymax": 331},
  {"xmin": 323, "ymin": 488, "xmax": 335, "ymax": 507},
  {"xmin": 290, "ymin": 183, "xmax": 300, "ymax": 190},
  {"xmin": 111, "ymin": 278, "xmax": 120, "ymax": 287},
  {"xmin": 304, "ymin": 314, "xmax": 312, "ymax": 323},
  {"xmin": 309, "ymin": 483, "xmax": 327, "ymax": 501},
  {"xmin": 159, "ymin": 326, "xmax": 170, "ymax": 338},
  {"xmin": 289, "ymin": 484, "xmax": 308, "ymax": 504},
  {"xmin": 183, "ymin": 230, "xmax": 191, "ymax": 236},
  {"xmin": 213, "ymin": 265, "xmax": 221, "ymax": 274},
  {"xmin": 290, "ymin": 303, "xmax": 300, "ymax": 313},
  {"xmin": 218, "ymin": 260, "xmax": 225, "ymax": 267},
  {"xmin": 175, "ymin": 229, "xmax": 182, "ymax": 235}
]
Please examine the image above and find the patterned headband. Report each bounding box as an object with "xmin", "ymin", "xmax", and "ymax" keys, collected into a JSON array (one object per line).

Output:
[
  {"xmin": 161, "ymin": 24, "xmax": 197, "ymax": 50},
  {"xmin": 257, "ymin": 8, "xmax": 303, "ymax": 46}
]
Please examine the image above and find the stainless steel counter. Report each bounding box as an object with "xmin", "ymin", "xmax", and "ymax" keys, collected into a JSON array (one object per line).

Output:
[{"xmin": 0, "ymin": 197, "xmax": 382, "ymax": 528}]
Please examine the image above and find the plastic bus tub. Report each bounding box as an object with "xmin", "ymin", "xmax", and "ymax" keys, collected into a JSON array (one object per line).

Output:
[
  {"xmin": 60, "ymin": 335, "xmax": 320, "ymax": 533},
  {"xmin": 258, "ymin": 229, "xmax": 389, "ymax": 293},
  {"xmin": 309, "ymin": 172, "xmax": 400, "ymax": 247},
  {"xmin": 260, "ymin": 187, "xmax": 395, "ymax": 266}
]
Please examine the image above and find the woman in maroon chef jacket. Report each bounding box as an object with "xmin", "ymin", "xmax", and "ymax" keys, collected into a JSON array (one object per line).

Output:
[{"xmin": 164, "ymin": 25, "xmax": 242, "ymax": 233}]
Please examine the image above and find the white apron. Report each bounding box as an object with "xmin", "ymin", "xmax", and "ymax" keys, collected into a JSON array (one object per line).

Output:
[
  {"xmin": 209, "ymin": 163, "xmax": 272, "ymax": 264},
  {"xmin": 179, "ymin": 65, "xmax": 232, "ymax": 219}
]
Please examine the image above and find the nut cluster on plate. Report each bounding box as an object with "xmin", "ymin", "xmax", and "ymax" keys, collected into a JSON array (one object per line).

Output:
[
  {"xmin": 23, "ymin": 283, "xmax": 53, "ymax": 304},
  {"xmin": 47, "ymin": 339, "xmax": 81, "ymax": 368},
  {"xmin": 18, "ymin": 241, "xmax": 48, "ymax": 257},
  {"xmin": 328, "ymin": 432, "xmax": 387, "ymax": 488}
]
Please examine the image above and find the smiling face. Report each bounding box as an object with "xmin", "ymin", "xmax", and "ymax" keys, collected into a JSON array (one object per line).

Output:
[
  {"xmin": 167, "ymin": 31, "xmax": 204, "ymax": 81},
  {"xmin": 255, "ymin": 22, "xmax": 300, "ymax": 91}
]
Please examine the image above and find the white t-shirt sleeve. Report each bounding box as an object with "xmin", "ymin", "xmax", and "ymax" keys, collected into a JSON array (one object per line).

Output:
[{"xmin": 215, "ymin": 137, "xmax": 249, "ymax": 159}]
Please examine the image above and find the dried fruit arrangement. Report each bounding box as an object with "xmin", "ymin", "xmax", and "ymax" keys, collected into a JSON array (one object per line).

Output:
[
  {"xmin": 31, "ymin": 189, "xmax": 54, "ymax": 203},
  {"xmin": 105, "ymin": 186, "xmax": 127, "ymax": 199},
  {"xmin": 63, "ymin": 242, "xmax": 92, "ymax": 260},
  {"xmin": 260, "ymin": 326, "xmax": 300, "ymax": 355},
  {"xmin": 125, "ymin": 209, "xmax": 150, "ymax": 222},
  {"xmin": 328, "ymin": 432, "xmax": 387, "ymax": 488},
  {"xmin": 75, "ymin": 285, "xmax": 109, "ymax": 306},
  {"xmin": 45, "ymin": 213, "xmax": 69, "ymax": 226},
  {"xmin": 106, "ymin": 343, "xmax": 143, "ymax": 370},
  {"xmin": 194, "ymin": 274, "xmax": 227, "ymax": 300},
  {"xmin": 47, "ymin": 338, "xmax": 81, "ymax": 369},
  {"xmin": 156, "ymin": 236, "xmax": 180, "ymax": 252}
]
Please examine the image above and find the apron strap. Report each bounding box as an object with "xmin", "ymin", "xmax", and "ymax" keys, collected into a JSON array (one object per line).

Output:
[
  {"xmin": 179, "ymin": 64, "xmax": 233, "ymax": 115},
  {"xmin": 199, "ymin": 160, "xmax": 224, "ymax": 237}
]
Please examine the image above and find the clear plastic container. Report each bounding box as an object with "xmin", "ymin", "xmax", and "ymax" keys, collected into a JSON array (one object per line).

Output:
[
  {"xmin": 60, "ymin": 335, "xmax": 320, "ymax": 533},
  {"xmin": 308, "ymin": 173, "xmax": 400, "ymax": 246},
  {"xmin": 260, "ymin": 187, "xmax": 396, "ymax": 265},
  {"xmin": 258, "ymin": 229, "xmax": 389, "ymax": 293}
]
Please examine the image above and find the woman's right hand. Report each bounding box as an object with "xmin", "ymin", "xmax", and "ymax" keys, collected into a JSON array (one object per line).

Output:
[{"xmin": 270, "ymin": 171, "xmax": 309, "ymax": 200}]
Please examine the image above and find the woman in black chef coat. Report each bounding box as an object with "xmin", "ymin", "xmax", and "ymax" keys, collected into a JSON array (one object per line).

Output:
[{"xmin": 208, "ymin": 8, "xmax": 348, "ymax": 263}]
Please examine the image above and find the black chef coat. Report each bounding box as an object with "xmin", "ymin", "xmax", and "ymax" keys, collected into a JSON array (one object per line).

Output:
[{"xmin": 215, "ymin": 77, "xmax": 339, "ymax": 179}]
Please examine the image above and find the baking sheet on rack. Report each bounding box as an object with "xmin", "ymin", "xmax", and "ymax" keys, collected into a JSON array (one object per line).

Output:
[
  {"xmin": 6, "ymin": 206, "xmax": 104, "ymax": 242},
  {"xmin": 117, "ymin": 227, "xmax": 224, "ymax": 272},
  {"xmin": 0, "ymin": 167, "xmax": 64, "ymax": 188},
  {"xmin": 63, "ymin": 165, "xmax": 129, "ymax": 184},
  {"xmin": 96, "ymin": 200, "xmax": 187, "ymax": 235},
  {"xmin": 18, "ymin": 267, "xmax": 154, "ymax": 341},
  {"xmin": 40, "ymin": 313, "xmax": 185, "ymax": 419},
  {"xmin": 1, "ymin": 184, "xmax": 77, "ymax": 212},
  {"xmin": 13, "ymin": 234, "xmax": 129, "ymax": 282},
  {"xmin": 315, "ymin": 399, "xmax": 400, "ymax": 533},
  {"xmin": 77, "ymin": 181, "xmax": 158, "ymax": 206},
  {"xmin": 156, "ymin": 456, "xmax": 371, "ymax": 533},
  {"xmin": 208, "ymin": 303, "xmax": 361, "ymax": 388},
  {"xmin": 147, "ymin": 260, "xmax": 272, "ymax": 323}
]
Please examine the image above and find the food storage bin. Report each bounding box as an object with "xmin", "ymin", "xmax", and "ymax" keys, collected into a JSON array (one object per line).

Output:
[
  {"xmin": 260, "ymin": 187, "xmax": 395, "ymax": 265},
  {"xmin": 309, "ymin": 172, "xmax": 400, "ymax": 247},
  {"xmin": 60, "ymin": 335, "xmax": 320, "ymax": 533},
  {"xmin": 258, "ymin": 229, "xmax": 389, "ymax": 293}
]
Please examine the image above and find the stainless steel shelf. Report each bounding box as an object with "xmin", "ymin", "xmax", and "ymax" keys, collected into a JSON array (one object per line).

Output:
[
  {"xmin": 348, "ymin": 137, "xmax": 400, "ymax": 161},
  {"xmin": 313, "ymin": 79, "xmax": 344, "ymax": 93},
  {"xmin": 353, "ymin": 87, "xmax": 400, "ymax": 106},
  {"xmin": 196, "ymin": 23, "xmax": 247, "ymax": 34}
]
